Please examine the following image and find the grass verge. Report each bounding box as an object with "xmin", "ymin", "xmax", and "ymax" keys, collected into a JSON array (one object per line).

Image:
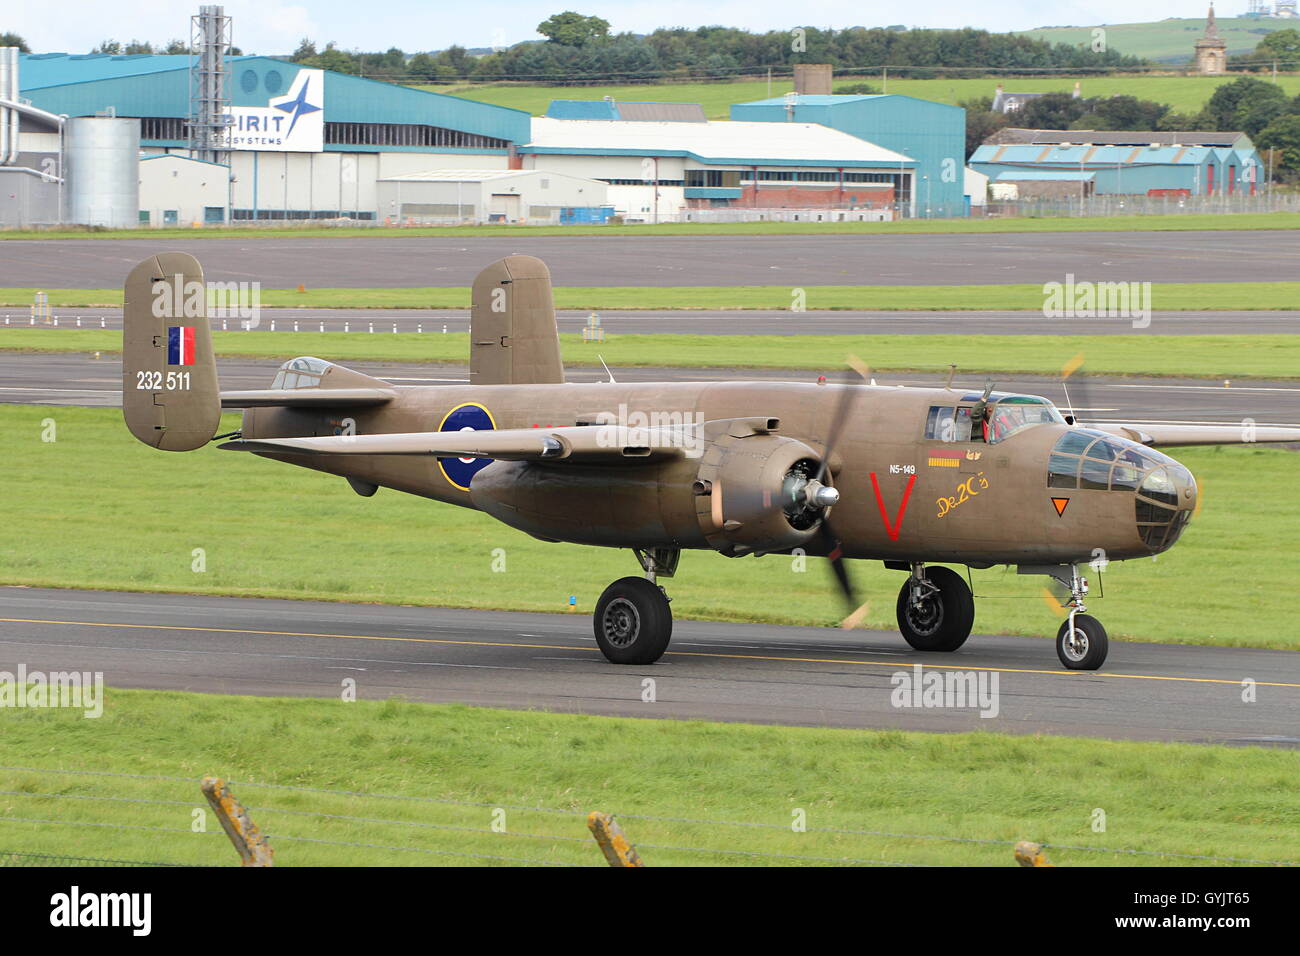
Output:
[
  {"xmin": 3, "ymin": 281, "xmax": 1300, "ymax": 312},
  {"xmin": 1, "ymin": 690, "xmax": 1296, "ymax": 866},
  {"xmin": 3, "ymin": 328, "xmax": 1299, "ymax": 379},
  {"xmin": 3, "ymin": 212, "xmax": 1299, "ymax": 241},
  {"xmin": 1, "ymin": 405, "xmax": 1297, "ymax": 649}
]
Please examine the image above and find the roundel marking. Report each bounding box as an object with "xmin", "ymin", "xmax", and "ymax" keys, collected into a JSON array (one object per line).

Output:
[{"xmin": 437, "ymin": 402, "xmax": 496, "ymax": 491}]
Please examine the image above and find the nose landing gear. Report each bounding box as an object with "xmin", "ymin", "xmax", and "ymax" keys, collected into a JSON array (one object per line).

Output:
[{"xmin": 1054, "ymin": 566, "xmax": 1108, "ymax": 670}]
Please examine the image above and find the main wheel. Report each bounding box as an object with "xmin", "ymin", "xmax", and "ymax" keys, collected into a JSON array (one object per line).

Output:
[
  {"xmin": 1056, "ymin": 614, "xmax": 1108, "ymax": 670},
  {"xmin": 896, "ymin": 566, "xmax": 974, "ymax": 652},
  {"xmin": 593, "ymin": 576, "xmax": 673, "ymax": 665}
]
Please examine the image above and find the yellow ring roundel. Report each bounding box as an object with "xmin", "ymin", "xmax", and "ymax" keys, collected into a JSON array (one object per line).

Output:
[{"xmin": 436, "ymin": 402, "xmax": 497, "ymax": 491}]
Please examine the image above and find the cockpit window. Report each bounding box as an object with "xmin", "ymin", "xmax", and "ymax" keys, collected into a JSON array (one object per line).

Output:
[
  {"xmin": 272, "ymin": 356, "xmax": 331, "ymax": 390},
  {"xmin": 985, "ymin": 398, "xmax": 1063, "ymax": 443},
  {"xmin": 928, "ymin": 396, "xmax": 1062, "ymax": 445},
  {"xmin": 924, "ymin": 406, "xmax": 973, "ymax": 442}
]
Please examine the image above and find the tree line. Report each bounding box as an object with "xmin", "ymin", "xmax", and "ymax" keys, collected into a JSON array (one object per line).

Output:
[{"xmin": 283, "ymin": 17, "xmax": 1145, "ymax": 83}]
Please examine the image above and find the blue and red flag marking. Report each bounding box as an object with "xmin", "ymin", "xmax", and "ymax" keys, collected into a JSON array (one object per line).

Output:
[{"xmin": 167, "ymin": 327, "xmax": 196, "ymax": 366}]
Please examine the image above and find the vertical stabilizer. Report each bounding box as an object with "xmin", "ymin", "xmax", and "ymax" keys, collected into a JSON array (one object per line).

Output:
[
  {"xmin": 121, "ymin": 253, "xmax": 221, "ymax": 451},
  {"xmin": 470, "ymin": 255, "xmax": 565, "ymax": 385}
]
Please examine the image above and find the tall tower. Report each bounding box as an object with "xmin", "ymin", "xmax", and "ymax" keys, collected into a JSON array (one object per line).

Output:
[
  {"xmin": 1194, "ymin": 5, "xmax": 1228, "ymax": 75},
  {"xmin": 187, "ymin": 5, "xmax": 231, "ymax": 164}
]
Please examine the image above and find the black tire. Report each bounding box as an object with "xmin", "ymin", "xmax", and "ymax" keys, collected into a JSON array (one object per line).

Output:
[
  {"xmin": 593, "ymin": 576, "xmax": 673, "ymax": 665},
  {"xmin": 1056, "ymin": 614, "xmax": 1108, "ymax": 670},
  {"xmin": 895, "ymin": 566, "xmax": 975, "ymax": 652}
]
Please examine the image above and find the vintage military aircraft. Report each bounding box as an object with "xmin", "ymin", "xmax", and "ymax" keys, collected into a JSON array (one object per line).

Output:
[{"xmin": 123, "ymin": 252, "xmax": 1299, "ymax": 671}]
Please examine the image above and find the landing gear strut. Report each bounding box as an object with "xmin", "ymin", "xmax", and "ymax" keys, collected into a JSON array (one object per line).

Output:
[
  {"xmin": 1053, "ymin": 565, "xmax": 1108, "ymax": 670},
  {"xmin": 592, "ymin": 548, "xmax": 678, "ymax": 665},
  {"xmin": 895, "ymin": 564, "xmax": 974, "ymax": 652},
  {"xmin": 1017, "ymin": 563, "xmax": 1110, "ymax": 670}
]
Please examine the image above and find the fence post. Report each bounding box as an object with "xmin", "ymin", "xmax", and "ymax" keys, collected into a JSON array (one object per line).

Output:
[
  {"xmin": 1014, "ymin": 841, "xmax": 1054, "ymax": 867},
  {"xmin": 587, "ymin": 812, "xmax": 644, "ymax": 867},
  {"xmin": 201, "ymin": 776, "xmax": 274, "ymax": 867}
]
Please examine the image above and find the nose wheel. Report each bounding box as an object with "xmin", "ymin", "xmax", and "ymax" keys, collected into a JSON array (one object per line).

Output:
[{"xmin": 1056, "ymin": 614, "xmax": 1108, "ymax": 670}]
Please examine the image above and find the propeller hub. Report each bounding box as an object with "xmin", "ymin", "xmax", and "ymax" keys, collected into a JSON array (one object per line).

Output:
[{"xmin": 807, "ymin": 482, "xmax": 839, "ymax": 508}]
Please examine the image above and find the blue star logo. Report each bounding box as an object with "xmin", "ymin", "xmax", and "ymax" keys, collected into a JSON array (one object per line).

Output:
[{"xmin": 274, "ymin": 75, "xmax": 321, "ymax": 137}]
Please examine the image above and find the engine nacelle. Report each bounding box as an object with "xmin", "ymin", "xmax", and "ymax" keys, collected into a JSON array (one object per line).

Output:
[
  {"xmin": 692, "ymin": 429, "xmax": 828, "ymax": 557},
  {"xmin": 466, "ymin": 419, "xmax": 833, "ymax": 556}
]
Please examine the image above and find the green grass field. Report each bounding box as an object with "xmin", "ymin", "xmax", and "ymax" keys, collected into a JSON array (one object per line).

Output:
[
  {"xmin": 1017, "ymin": 17, "xmax": 1293, "ymax": 63},
  {"xmin": 3, "ymin": 280, "xmax": 1299, "ymax": 311},
  {"xmin": 5, "ymin": 212, "xmax": 1300, "ymax": 241},
  {"xmin": 1, "ymin": 405, "xmax": 1296, "ymax": 649},
  {"xmin": 423, "ymin": 73, "xmax": 1300, "ymax": 118},
  {"xmin": 1, "ymin": 690, "xmax": 1297, "ymax": 866},
  {"xmin": 4, "ymin": 328, "xmax": 1299, "ymax": 379}
]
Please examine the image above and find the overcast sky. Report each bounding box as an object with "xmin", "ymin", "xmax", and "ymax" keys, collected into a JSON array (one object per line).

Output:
[{"xmin": 8, "ymin": 1, "xmax": 1222, "ymax": 56}]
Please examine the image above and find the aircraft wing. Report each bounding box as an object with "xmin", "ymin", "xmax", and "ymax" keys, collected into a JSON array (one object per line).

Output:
[
  {"xmin": 1093, "ymin": 422, "xmax": 1300, "ymax": 447},
  {"xmin": 219, "ymin": 388, "xmax": 397, "ymax": 408},
  {"xmin": 218, "ymin": 424, "xmax": 692, "ymax": 463}
]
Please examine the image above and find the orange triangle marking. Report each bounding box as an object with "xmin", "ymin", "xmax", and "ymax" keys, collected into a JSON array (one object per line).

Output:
[{"xmin": 1051, "ymin": 497, "xmax": 1070, "ymax": 516}]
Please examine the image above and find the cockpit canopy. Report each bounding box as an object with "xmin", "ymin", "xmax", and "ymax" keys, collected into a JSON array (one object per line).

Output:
[
  {"xmin": 1047, "ymin": 429, "xmax": 1190, "ymax": 492},
  {"xmin": 1047, "ymin": 429, "xmax": 1196, "ymax": 550},
  {"xmin": 925, "ymin": 394, "xmax": 1065, "ymax": 445},
  {"xmin": 271, "ymin": 356, "xmax": 333, "ymax": 390}
]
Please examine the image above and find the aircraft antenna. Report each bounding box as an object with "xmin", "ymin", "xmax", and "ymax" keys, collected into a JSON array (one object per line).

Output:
[{"xmin": 597, "ymin": 354, "xmax": 617, "ymax": 384}]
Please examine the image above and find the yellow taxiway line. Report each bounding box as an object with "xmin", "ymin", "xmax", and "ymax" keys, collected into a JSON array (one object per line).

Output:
[{"xmin": 2, "ymin": 616, "xmax": 1298, "ymax": 689}]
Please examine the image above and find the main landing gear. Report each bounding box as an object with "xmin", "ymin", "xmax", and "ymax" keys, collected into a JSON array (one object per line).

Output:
[
  {"xmin": 896, "ymin": 563, "xmax": 975, "ymax": 653},
  {"xmin": 593, "ymin": 548, "xmax": 678, "ymax": 665}
]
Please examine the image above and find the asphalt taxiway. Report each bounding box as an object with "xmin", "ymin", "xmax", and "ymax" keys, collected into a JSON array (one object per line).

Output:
[
  {"xmin": 1, "ymin": 587, "xmax": 1295, "ymax": 745},
  {"xmin": 2, "ymin": 352, "xmax": 1298, "ymax": 428},
  {"xmin": 2, "ymin": 231, "xmax": 1297, "ymax": 287}
]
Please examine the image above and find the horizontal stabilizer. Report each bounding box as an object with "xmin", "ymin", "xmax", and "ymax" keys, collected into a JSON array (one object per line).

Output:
[
  {"xmin": 220, "ymin": 388, "xmax": 397, "ymax": 408},
  {"xmin": 1093, "ymin": 423, "xmax": 1300, "ymax": 447}
]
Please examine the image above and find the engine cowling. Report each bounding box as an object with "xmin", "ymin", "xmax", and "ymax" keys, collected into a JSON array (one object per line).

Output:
[{"xmin": 692, "ymin": 429, "xmax": 833, "ymax": 557}]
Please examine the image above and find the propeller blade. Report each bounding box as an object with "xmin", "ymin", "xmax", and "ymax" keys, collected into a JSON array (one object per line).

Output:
[
  {"xmin": 821, "ymin": 519, "xmax": 857, "ymax": 607},
  {"xmin": 814, "ymin": 355, "xmax": 871, "ymax": 486}
]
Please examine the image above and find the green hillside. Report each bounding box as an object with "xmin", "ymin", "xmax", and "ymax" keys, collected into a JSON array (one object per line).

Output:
[
  {"xmin": 423, "ymin": 73, "xmax": 1300, "ymax": 119},
  {"xmin": 1016, "ymin": 16, "xmax": 1291, "ymax": 63}
]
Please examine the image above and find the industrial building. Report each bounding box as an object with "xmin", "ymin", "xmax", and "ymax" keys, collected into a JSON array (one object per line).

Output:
[
  {"xmin": 523, "ymin": 108, "xmax": 916, "ymax": 222},
  {"xmin": 375, "ymin": 168, "xmax": 609, "ymax": 224},
  {"xmin": 10, "ymin": 48, "xmax": 538, "ymax": 226},
  {"xmin": 730, "ymin": 93, "xmax": 968, "ymax": 216},
  {"xmin": 2, "ymin": 22, "xmax": 965, "ymax": 228},
  {"xmin": 969, "ymin": 130, "xmax": 1262, "ymax": 198}
]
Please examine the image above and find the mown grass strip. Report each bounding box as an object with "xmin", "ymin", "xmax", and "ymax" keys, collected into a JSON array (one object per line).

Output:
[
  {"xmin": 3, "ymin": 211, "xmax": 1298, "ymax": 240},
  {"xmin": 3, "ymin": 328, "xmax": 1299, "ymax": 379},
  {"xmin": 1, "ymin": 691, "xmax": 1297, "ymax": 866}
]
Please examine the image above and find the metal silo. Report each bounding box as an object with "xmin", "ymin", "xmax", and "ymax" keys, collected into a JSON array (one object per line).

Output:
[{"xmin": 65, "ymin": 117, "xmax": 140, "ymax": 228}]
